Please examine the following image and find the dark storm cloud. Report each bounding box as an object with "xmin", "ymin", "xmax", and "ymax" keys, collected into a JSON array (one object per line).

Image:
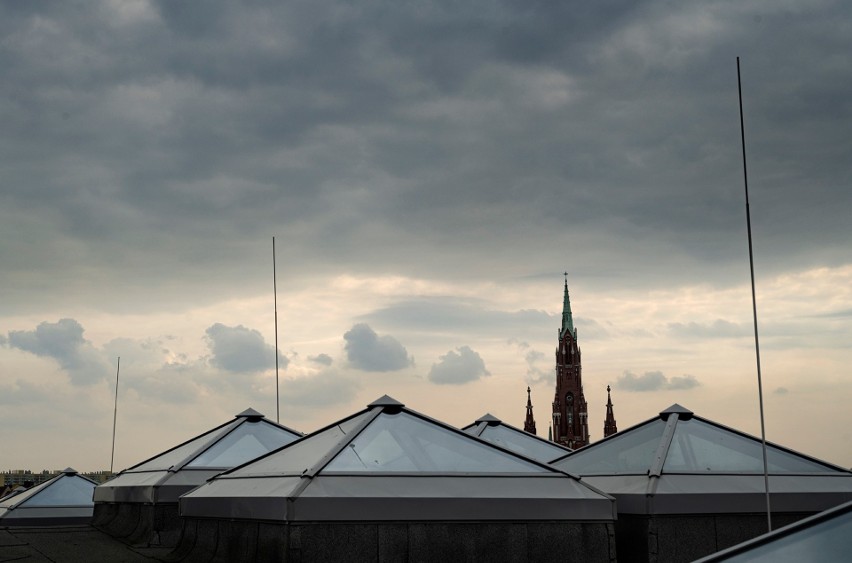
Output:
[
  {"xmin": 205, "ymin": 323, "xmax": 284, "ymax": 373},
  {"xmin": 428, "ymin": 345, "xmax": 491, "ymax": 385},
  {"xmin": 1, "ymin": 1, "xmax": 851, "ymax": 316},
  {"xmin": 6, "ymin": 319, "xmax": 110, "ymax": 385},
  {"xmin": 343, "ymin": 323, "xmax": 412, "ymax": 372},
  {"xmin": 615, "ymin": 370, "xmax": 700, "ymax": 392}
]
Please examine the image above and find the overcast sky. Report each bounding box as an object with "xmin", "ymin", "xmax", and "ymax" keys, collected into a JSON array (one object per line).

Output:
[{"xmin": 2, "ymin": 1, "xmax": 851, "ymax": 472}]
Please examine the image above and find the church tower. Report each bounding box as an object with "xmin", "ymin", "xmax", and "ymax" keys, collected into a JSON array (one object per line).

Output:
[
  {"xmin": 551, "ymin": 276, "xmax": 590, "ymax": 449},
  {"xmin": 523, "ymin": 386, "xmax": 537, "ymax": 435},
  {"xmin": 603, "ymin": 385, "xmax": 618, "ymax": 437}
]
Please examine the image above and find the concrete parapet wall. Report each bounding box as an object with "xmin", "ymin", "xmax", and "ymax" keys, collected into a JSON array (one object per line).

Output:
[
  {"xmin": 614, "ymin": 512, "xmax": 814, "ymax": 563},
  {"xmin": 175, "ymin": 519, "xmax": 617, "ymax": 563},
  {"xmin": 92, "ymin": 502, "xmax": 183, "ymax": 548}
]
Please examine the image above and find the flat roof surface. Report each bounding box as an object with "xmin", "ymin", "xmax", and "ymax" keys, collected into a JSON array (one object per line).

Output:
[{"xmin": 0, "ymin": 526, "xmax": 170, "ymax": 562}]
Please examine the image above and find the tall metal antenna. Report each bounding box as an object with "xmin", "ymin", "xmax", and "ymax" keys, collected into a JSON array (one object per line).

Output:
[
  {"xmin": 110, "ymin": 356, "xmax": 120, "ymax": 474},
  {"xmin": 273, "ymin": 236, "xmax": 280, "ymax": 423},
  {"xmin": 737, "ymin": 56, "xmax": 772, "ymax": 532}
]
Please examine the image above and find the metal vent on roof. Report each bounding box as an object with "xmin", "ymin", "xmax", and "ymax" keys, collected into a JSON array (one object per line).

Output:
[
  {"xmin": 61, "ymin": 467, "xmax": 78, "ymax": 475},
  {"xmin": 659, "ymin": 403, "xmax": 694, "ymax": 421},
  {"xmin": 475, "ymin": 413, "xmax": 501, "ymax": 426},
  {"xmin": 235, "ymin": 408, "xmax": 265, "ymax": 420},
  {"xmin": 367, "ymin": 395, "xmax": 405, "ymax": 412}
]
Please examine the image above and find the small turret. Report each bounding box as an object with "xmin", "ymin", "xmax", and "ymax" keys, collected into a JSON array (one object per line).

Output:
[
  {"xmin": 603, "ymin": 385, "xmax": 618, "ymax": 438},
  {"xmin": 523, "ymin": 386, "xmax": 537, "ymax": 435}
]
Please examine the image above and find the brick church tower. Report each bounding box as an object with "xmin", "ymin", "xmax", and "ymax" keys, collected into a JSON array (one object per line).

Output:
[{"xmin": 551, "ymin": 276, "xmax": 590, "ymax": 449}]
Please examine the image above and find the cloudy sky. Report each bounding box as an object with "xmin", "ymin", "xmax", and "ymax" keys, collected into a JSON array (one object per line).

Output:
[{"xmin": 2, "ymin": 1, "xmax": 851, "ymax": 472}]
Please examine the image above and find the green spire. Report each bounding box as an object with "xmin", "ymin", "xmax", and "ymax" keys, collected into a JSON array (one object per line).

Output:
[{"xmin": 561, "ymin": 273, "xmax": 574, "ymax": 337}]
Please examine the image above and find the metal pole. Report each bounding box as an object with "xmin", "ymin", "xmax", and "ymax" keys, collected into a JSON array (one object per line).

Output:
[
  {"xmin": 110, "ymin": 357, "xmax": 120, "ymax": 474},
  {"xmin": 273, "ymin": 237, "xmax": 280, "ymax": 423},
  {"xmin": 737, "ymin": 56, "xmax": 772, "ymax": 532}
]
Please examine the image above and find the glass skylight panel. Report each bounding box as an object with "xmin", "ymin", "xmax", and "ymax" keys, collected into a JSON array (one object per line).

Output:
[
  {"xmin": 717, "ymin": 509, "xmax": 852, "ymax": 562},
  {"xmin": 23, "ymin": 476, "xmax": 94, "ymax": 507},
  {"xmin": 663, "ymin": 419, "xmax": 839, "ymax": 473},
  {"xmin": 478, "ymin": 425, "xmax": 569, "ymax": 462},
  {"xmin": 228, "ymin": 411, "xmax": 372, "ymax": 477},
  {"xmin": 324, "ymin": 412, "xmax": 543, "ymax": 473},
  {"xmin": 186, "ymin": 421, "xmax": 299, "ymax": 468},
  {"xmin": 553, "ymin": 419, "xmax": 665, "ymax": 474},
  {"xmin": 0, "ymin": 483, "xmax": 45, "ymax": 507},
  {"xmin": 132, "ymin": 421, "xmax": 238, "ymax": 471}
]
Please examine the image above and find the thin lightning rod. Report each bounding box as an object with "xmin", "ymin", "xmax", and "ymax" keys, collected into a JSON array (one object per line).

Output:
[
  {"xmin": 110, "ymin": 356, "xmax": 120, "ymax": 474},
  {"xmin": 273, "ymin": 237, "xmax": 280, "ymax": 423},
  {"xmin": 737, "ymin": 56, "xmax": 772, "ymax": 532}
]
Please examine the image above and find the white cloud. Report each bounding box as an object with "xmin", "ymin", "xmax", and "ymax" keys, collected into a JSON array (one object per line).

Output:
[
  {"xmin": 205, "ymin": 323, "xmax": 285, "ymax": 374},
  {"xmin": 668, "ymin": 319, "xmax": 750, "ymax": 339},
  {"xmin": 6, "ymin": 318, "xmax": 110, "ymax": 385},
  {"xmin": 343, "ymin": 323, "xmax": 412, "ymax": 372},
  {"xmin": 0, "ymin": 379, "xmax": 47, "ymax": 405},
  {"xmin": 616, "ymin": 370, "xmax": 701, "ymax": 392},
  {"xmin": 280, "ymin": 370, "xmax": 360, "ymax": 411},
  {"xmin": 308, "ymin": 353, "xmax": 333, "ymax": 366},
  {"xmin": 428, "ymin": 346, "xmax": 491, "ymax": 385}
]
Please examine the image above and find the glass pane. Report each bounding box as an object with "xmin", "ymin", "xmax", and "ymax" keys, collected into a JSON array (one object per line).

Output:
[
  {"xmin": 478, "ymin": 425, "xmax": 570, "ymax": 463},
  {"xmin": 1, "ymin": 481, "xmax": 49, "ymax": 507},
  {"xmin": 24, "ymin": 476, "xmax": 95, "ymax": 507},
  {"xmin": 553, "ymin": 419, "xmax": 665, "ymax": 474},
  {"xmin": 132, "ymin": 420, "xmax": 239, "ymax": 471},
  {"xmin": 663, "ymin": 419, "xmax": 839, "ymax": 473},
  {"xmin": 720, "ymin": 509, "xmax": 852, "ymax": 562},
  {"xmin": 229, "ymin": 411, "xmax": 372, "ymax": 477},
  {"xmin": 186, "ymin": 420, "xmax": 300, "ymax": 468},
  {"xmin": 324, "ymin": 412, "xmax": 544, "ymax": 473}
]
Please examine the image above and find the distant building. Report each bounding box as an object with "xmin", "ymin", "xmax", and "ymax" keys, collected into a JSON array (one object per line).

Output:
[
  {"xmin": 1, "ymin": 469, "xmax": 114, "ymax": 489},
  {"xmin": 551, "ymin": 276, "xmax": 590, "ymax": 449},
  {"xmin": 1, "ymin": 469, "xmax": 58, "ymax": 488}
]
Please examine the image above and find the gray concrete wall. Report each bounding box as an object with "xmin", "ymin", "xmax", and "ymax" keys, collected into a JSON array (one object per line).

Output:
[
  {"xmin": 613, "ymin": 512, "xmax": 815, "ymax": 563},
  {"xmin": 92, "ymin": 502, "xmax": 183, "ymax": 548},
  {"xmin": 174, "ymin": 519, "xmax": 616, "ymax": 563}
]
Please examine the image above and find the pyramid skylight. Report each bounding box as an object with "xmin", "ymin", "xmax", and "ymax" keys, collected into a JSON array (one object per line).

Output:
[
  {"xmin": 552, "ymin": 404, "xmax": 845, "ymax": 475},
  {"xmin": 94, "ymin": 408, "xmax": 302, "ymax": 505},
  {"xmin": 462, "ymin": 413, "xmax": 572, "ymax": 463},
  {"xmin": 181, "ymin": 396, "xmax": 616, "ymax": 523},
  {"xmin": 0, "ymin": 468, "xmax": 96, "ymax": 526}
]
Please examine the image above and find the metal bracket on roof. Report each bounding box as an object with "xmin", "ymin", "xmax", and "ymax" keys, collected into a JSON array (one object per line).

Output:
[{"xmin": 649, "ymin": 413, "xmax": 680, "ymax": 478}]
